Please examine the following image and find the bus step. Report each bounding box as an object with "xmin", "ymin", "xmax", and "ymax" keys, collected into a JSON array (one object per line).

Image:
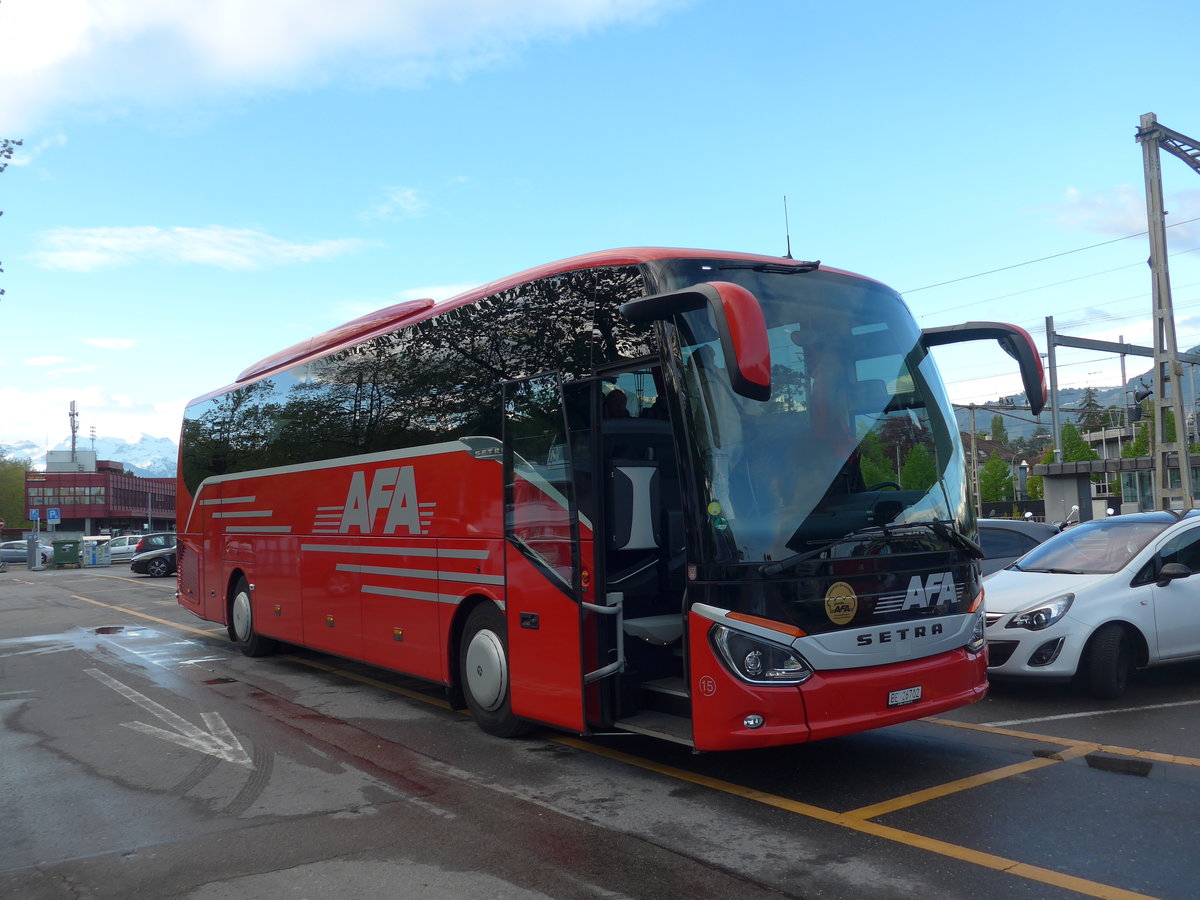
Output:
[
  {"xmin": 613, "ymin": 710, "xmax": 694, "ymax": 747},
  {"xmin": 642, "ymin": 676, "xmax": 687, "ymax": 697},
  {"xmin": 640, "ymin": 677, "xmax": 689, "ymax": 717}
]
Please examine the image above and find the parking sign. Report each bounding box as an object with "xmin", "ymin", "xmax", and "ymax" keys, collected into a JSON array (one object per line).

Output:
[
  {"xmin": 47, "ymin": 508, "xmax": 61, "ymax": 524},
  {"xmin": 29, "ymin": 509, "xmax": 39, "ymax": 521}
]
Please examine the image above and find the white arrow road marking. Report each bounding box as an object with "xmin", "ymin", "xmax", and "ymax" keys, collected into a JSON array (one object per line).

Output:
[{"xmin": 86, "ymin": 668, "xmax": 252, "ymax": 767}]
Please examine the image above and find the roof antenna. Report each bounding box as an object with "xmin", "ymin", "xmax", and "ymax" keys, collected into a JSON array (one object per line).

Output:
[{"xmin": 782, "ymin": 196, "xmax": 793, "ymax": 259}]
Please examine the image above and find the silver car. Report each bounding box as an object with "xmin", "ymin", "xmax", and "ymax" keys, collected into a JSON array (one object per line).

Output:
[
  {"xmin": 105, "ymin": 533, "xmax": 174, "ymax": 562},
  {"xmin": 104, "ymin": 535, "xmax": 144, "ymax": 562},
  {"xmin": 0, "ymin": 540, "xmax": 53, "ymax": 566}
]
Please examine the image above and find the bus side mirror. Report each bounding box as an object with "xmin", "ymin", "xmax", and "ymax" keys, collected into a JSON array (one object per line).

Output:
[
  {"xmin": 920, "ymin": 321, "xmax": 1046, "ymax": 415},
  {"xmin": 620, "ymin": 281, "xmax": 771, "ymax": 401}
]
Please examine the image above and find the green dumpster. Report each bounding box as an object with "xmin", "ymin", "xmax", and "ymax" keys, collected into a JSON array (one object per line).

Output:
[{"xmin": 52, "ymin": 539, "xmax": 81, "ymax": 569}]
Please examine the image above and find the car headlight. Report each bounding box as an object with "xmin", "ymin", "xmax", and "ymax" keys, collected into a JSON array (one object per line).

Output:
[
  {"xmin": 1006, "ymin": 593, "xmax": 1074, "ymax": 631},
  {"xmin": 710, "ymin": 625, "xmax": 813, "ymax": 685}
]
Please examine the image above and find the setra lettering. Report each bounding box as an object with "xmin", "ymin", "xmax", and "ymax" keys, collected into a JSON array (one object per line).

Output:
[{"xmin": 856, "ymin": 623, "xmax": 943, "ymax": 647}]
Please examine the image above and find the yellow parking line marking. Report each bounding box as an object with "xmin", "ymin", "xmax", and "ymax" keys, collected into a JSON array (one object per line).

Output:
[
  {"xmin": 844, "ymin": 743, "xmax": 1096, "ymax": 820},
  {"xmin": 928, "ymin": 717, "xmax": 1200, "ymax": 768},
  {"xmin": 71, "ymin": 595, "xmax": 218, "ymax": 639},
  {"xmin": 551, "ymin": 735, "xmax": 1161, "ymax": 900},
  {"xmin": 55, "ymin": 591, "xmax": 1171, "ymax": 900}
]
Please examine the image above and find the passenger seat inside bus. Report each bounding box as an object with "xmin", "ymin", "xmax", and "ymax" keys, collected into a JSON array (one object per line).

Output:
[{"xmin": 603, "ymin": 420, "xmax": 685, "ymax": 648}]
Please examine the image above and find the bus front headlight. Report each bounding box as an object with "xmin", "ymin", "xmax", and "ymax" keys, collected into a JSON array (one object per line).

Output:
[
  {"xmin": 966, "ymin": 610, "xmax": 986, "ymax": 653},
  {"xmin": 711, "ymin": 625, "xmax": 813, "ymax": 685}
]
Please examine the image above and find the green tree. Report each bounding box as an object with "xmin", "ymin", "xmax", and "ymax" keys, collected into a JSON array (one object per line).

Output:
[
  {"xmin": 989, "ymin": 414, "xmax": 1008, "ymax": 446},
  {"xmin": 857, "ymin": 429, "xmax": 897, "ymax": 487},
  {"xmin": 979, "ymin": 453, "xmax": 1014, "ymax": 502},
  {"xmin": 1023, "ymin": 446, "xmax": 1054, "ymax": 500},
  {"xmin": 1059, "ymin": 422, "xmax": 1099, "ymax": 463},
  {"xmin": 0, "ymin": 455, "xmax": 32, "ymax": 530},
  {"xmin": 1074, "ymin": 386, "xmax": 1106, "ymax": 432},
  {"xmin": 900, "ymin": 444, "xmax": 936, "ymax": 491},
  {"xmin": 1122, "ymin": 422, "xmax": 1150, "ymax": 459}
]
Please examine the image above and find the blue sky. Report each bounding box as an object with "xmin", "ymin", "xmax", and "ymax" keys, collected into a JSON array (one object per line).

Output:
[{"xmin": 2, "ymin": 0, "xmax": 1199, "ymax": 449}]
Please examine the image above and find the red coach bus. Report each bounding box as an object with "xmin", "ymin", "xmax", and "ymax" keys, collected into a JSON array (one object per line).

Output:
[{"xmin": 176, "ymin": 248, "xmax": 1044, "ymax": 750}]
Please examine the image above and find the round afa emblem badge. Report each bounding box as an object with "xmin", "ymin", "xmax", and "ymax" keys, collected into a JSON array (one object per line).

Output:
[{"xmin": 824, "ymin": 581, "xmax": 858, "ymax": 625}]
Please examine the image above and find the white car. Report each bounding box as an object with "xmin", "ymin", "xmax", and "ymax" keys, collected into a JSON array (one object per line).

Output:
[{"xmin": 984, "ymin": 510, "xmax": 1200, "ymax": 699}]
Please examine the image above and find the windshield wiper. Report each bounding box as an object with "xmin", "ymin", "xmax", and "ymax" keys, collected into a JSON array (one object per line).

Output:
[
  {"xmin": 759, "ymin": 520, "xmax": 981, "ymax": 578},
  {"xmin": 1019, "ymin": 567, "xmax": 1087, "ymax": 575}
]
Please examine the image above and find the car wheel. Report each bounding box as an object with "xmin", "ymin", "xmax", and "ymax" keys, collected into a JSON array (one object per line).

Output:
[
  {"xmin": 459, "ymin": 603, "xmax": 533, "ymax": 738},
  {"xmin": 1085, "ymin": 623, "xmax": 1133, "ymax": 700},
  {"xmin": 228, "ymin": 576, "xmax": 277, "ymax": 657},
  {"xmin": 146, "ymin": 556, "xmax": 172, "ymax": 578}
]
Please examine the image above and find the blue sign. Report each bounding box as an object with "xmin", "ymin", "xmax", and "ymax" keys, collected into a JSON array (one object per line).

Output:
[
  {"xmin": 47, "ymin": 508, "xmax": 61, "ymax": 523},
  {"xmin": 29, "ymin": 508, "xmax": 39, "ymax": 521}
]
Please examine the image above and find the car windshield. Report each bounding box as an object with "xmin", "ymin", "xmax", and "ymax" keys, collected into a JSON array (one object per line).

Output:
[
  {"xmin": 1013, "ymin": 518, "xmax": 1172, "ymax": 574},
  {"xmin": 653, "ymin": 260, "xmax": 968, "ymax": 563}
]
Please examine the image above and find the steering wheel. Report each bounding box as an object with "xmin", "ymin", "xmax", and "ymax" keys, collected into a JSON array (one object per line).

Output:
[{"xmin": 868, "ymin": 481, "xmax": 901, "ymax": 491}]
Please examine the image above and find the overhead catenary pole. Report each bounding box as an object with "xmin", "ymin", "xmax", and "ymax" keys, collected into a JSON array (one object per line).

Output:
[
  {"xmin": 1046, "ymin": 316, "xmax": 1062, "ymax": 463},
  {"xmin": 1136, "ymin": 112, "xmax": 1200, "ymax": 510},
  {"xmin": 969, "ymin": 404, "xmax": 980, "ymax": 517}
]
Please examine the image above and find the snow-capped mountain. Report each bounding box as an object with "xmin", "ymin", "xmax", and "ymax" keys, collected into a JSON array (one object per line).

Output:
[{"xmin": 2, "ymin": 434, "xmax": 179, "ymax": 477}]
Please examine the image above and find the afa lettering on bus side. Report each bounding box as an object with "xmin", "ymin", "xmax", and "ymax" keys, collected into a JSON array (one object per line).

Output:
[{"xmin": 339, "ymin": 466, "xmax": 426, "ymax": 534}]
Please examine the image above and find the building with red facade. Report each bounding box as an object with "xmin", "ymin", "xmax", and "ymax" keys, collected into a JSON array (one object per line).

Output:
[{"xmin": 23, "ymin": 451, "xmax": 176, "ymax": 536}]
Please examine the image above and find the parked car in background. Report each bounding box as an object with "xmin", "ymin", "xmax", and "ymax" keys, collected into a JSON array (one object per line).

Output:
[
  {"xmin": 107, "ymin": 532, "xmax": 175, "ymax": 563},
  {"xmin": 977, "ymin": 518, "xmax": 1060, "ymax": 576},
  {"xmin": 105, "ymin": 535, "xmax": 143, "ymax": 562},
  {"xmin": 984, "ymin": 510, "xmax": 1200, "ymax": 699},
  {"xmin": 0, "ymin": 540, "xmax": 53, "ymax": 566},
  {"xmin": 130, "ymin": 541, "xmax": 177, "ymax": 578}
]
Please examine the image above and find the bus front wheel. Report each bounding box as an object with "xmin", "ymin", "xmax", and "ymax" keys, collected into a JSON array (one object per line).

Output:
[
  {"xmin": 229, "ymin": 577, "xmax": 277, "ymax": 658},
  {"xmin": 459, "ymin": 603, "xmax": 532, "ymax": 738}
]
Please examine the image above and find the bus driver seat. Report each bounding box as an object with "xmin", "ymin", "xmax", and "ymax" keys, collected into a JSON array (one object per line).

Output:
[{"xmin": 607, "ymin": 459, "xmax": 684, "ymax": 646}]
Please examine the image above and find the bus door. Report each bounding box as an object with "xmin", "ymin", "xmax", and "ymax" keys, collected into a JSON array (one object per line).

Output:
[
  {"xmin": 583, "ymin": 367, "xmax": 690, "ymax": 728},
  {"xmin": 502, "ymin": 374, "xmax": 587, "ymax": 732}
]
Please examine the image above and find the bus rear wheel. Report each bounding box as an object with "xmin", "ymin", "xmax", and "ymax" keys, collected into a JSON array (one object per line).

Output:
[
  {"xmin": 229, "ymin": 577, "xmax": 277, "ymax": 658},
  {"xmin": 459, "ymin": 603, "xmax": 532, "ymax": 738}
]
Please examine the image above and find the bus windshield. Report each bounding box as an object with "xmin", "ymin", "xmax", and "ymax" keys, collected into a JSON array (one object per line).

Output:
[{"xmin": 654, "ymin": 260, "xmax": 969, "ymax": 564}]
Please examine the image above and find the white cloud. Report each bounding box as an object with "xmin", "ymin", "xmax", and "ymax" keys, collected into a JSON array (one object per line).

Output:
[
  {"xmin": 362, "ymin": 186, "xmax": 429, "ymax": 221},
  {"xmin": 30, "ymin": 226, "xmax": 370, "ymax": 271},
  {"xmin": 0, "ymin": 0, "xmax": 680, "ymax": 131},
  {"xmin": 8, "ymin": 133, "xmax": 68, "ymax": 166},
  {"xmin": 0, "ymin": 382, "xmax": 183, "ymax": 446},
  {"xmin": 1053, "ymin": 186, "xmax": 1200, "ymax": 243}
]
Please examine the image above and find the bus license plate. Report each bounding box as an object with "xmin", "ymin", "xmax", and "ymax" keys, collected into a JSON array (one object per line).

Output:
[{"xmin": 887, "ymin": 686, "xmax": 922, "ymax": 707}]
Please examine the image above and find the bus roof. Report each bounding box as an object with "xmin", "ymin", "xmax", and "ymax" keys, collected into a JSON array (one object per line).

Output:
[{"xmin": 199, "ymin": 247, "xmax": 865, "ymax": 404}]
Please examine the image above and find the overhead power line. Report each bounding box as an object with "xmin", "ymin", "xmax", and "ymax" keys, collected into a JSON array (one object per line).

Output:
[{"xmin": 903, "ymin": 215, "xmax": 1200, "ymax": 295}]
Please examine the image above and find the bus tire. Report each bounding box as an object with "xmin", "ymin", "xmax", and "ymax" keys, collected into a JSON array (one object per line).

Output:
[
  {"xmin": 459, "ymin": 603, "xmax": 532, "ymax": 738},
  {"xmin": 1085, "ymin": 623, "xmax": 1132, "ymax": 700},
  {"xmin": 229, "ymin": 577, "xmax": 277, "ymax": 658}
]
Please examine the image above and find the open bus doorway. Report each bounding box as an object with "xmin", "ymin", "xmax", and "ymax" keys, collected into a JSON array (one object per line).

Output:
[{"xmin": 567, "ymin": 366, "xmax": 691, "ymax": 738}]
